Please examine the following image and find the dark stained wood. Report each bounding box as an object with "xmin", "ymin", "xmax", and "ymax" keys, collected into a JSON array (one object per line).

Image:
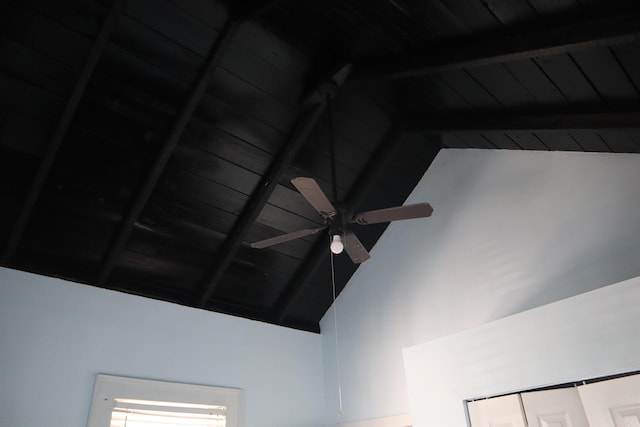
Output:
[
  {"xmin": 481, "ymin": 132, "xmax": 523, "ymax": 149},
  {"xmin": 467, "ymin": 63, "xmax": 537, "ymax": 107},
  {"xmin": 3, "ymin": 0, "xmax": 640, "ymax": 333},
  {"xmin": 0, "ymin": 39, "xmax": 77, "ymax": 97},
  {"xmin": 613, "ymin": 42, "xmax": 640, "ymax": 92},
  {"xmin": 534, "ymin": 131, "xmax": 584, "ymax": 150},
  {"xmin": 506, "ymin": 131, "xmax": 550, "ymax": 150},
  {"xmin": 404, "ymin": 111, "xmax": 640, "ymax": 132},
  {"xmin": 440, "ymin": 0, "xmax": 503, "ymax": 34},
  {"xmin": 193, "ymin": 80, "xmax": 339, "ymax": 307},
  {"xmin": 355, "ymin": 10, "xmax": 640, "ymax": 80},
  {"xmin": 1, "ymin": 2, "xmax": 93, "ymax": 70},
  {"xmin": 528, "ymin": 0, "xmax": 587, "ymax": 24},
  {"xmin": 598, "ymin": 130, "xmax": 640, "ymax": 152},
  {"xmin": 97, "ymin": 18, "xmax": 240, "ymax": 285},
  {"xmin": 437, "ymin": 70, "xmax": 502, "ymax": 110},
  {"xmin": 571, "ymin": 47, "xmax": 640, "ymax": 105},
  {"xmin": 1, "ymin": 0, "xmax": 127, "ymax": 265},
  {"xmin": 502, "ymin": 59, "xmax": 569, "ymax": 105},
  {"xmin": 534, "ymin": 53, "xmax": 603, "ymax": 105},
  {"xmin": 569, "ymin": 130, "xmax": 611, "ymax": 151},
  {"xmin": 477, "ymin": 0, "xmax": 540, "ymax": 31}
]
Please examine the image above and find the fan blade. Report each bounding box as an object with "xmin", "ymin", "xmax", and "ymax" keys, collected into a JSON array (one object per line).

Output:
[
  {"xmin": 353, "ymin": 202, "xmax": 433, "ymax": 225},
  {"xmin": 291, "ymin": 177, "xmax": 337, "ymax": 217},
  {"xmin": 343, "ymin": 232, "xmax": 371, "ymax": 264},
  {"xmin": 250, "ymin": 227, "xmax": 326, "ymax": 249}
]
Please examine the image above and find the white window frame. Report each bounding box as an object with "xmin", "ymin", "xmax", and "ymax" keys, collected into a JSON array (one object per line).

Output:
[{"xmin": 87, "ymin": 374, "xmax": 242, "ymax": 427}]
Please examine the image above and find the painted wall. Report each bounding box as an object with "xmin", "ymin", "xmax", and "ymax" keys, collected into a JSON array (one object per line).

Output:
[
  {"xmin": 0, "ymin": 267, "xmax": 325, "ymax": 427},
  {"xmin": 320, "ymin": 149, "xmax": 640, "ymax": 425},
  {"xmin": 404, "ymin": 276, "xmax": 640, "ymax": 426}
]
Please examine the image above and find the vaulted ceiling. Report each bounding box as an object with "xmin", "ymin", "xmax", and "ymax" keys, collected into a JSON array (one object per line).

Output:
[{"xmin": 2, "ymin": 0, "xmax": 639, "ymax": 332}]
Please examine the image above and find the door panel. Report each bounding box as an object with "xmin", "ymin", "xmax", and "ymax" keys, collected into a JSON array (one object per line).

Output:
[
  {"xmin": 578, "ymin": 374, "xmax": 640, "ymax": 427},
  {"xmin": 521, "ymin": 387, "xmax": 589, "ymax": 427},
  {"xmin": 467, "ymin": 394, "xmax": 528, "ymax": 427}
]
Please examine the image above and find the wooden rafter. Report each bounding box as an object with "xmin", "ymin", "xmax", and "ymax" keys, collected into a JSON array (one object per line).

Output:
[
  {"xmin": 97, "ymin": 18, "xmax": 240, "ymax": 285},
  {"xmin": 355, "ymin": 11, "xmax": 640, "ymax": 80},
  {"xmin": 0, "ymin": 0, "xmax": 127, "ymax": 265},
  {"xmin": 403, "ymin": 111, "xmax": 640, "ymax": 132},
  {"xmin": 192, "ymin": 68, "xmax": 351, "ymax": 307}
]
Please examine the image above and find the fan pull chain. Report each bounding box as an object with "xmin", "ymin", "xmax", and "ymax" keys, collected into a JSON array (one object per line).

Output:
[
  {"xmin": 330, "ymin": 245, "xmax": 344, "ymax": 417},
  {"xmin": 327, "ymin": 96, "xmax": 338, "ymax": 202}
]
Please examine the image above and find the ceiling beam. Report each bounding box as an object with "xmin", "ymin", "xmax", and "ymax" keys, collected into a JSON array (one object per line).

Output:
[
  {"xmin": 96, "ymin": 19, "xmax": 240, "ymax": 285},
  {"xmin": 0, "ymin": 0, "xmax": 127, "ymax": 265},
  {"xmin": 233, "ymin": 0, "xmax": 288, "ymax": 20},
  {"xmin": 354, "ymin": 11, "xmax": 640, "ymax": 81},
  {"xmin": 192, "ymin": 67, "xmax": 351, "ymax": 307},
  {"xmin": 403, "ymin": 111, "xmax": 640, "ymax": 132},
  {"xmin": 273, "ymin": 126, "xmax": 417, "ymax": 323}
]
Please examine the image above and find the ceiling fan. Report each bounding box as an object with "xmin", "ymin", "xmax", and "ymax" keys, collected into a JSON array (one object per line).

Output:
[{"xmin": 250, "ymin": 177, "xmax": 433, "ymax": 263}]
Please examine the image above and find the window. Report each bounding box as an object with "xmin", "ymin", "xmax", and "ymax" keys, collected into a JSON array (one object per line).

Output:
[{"xmin": 87, "ymin": 375, "xmax": 241, "ymax": 427}]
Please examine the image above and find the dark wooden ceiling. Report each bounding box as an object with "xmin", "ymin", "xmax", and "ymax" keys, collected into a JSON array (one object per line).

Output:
[{"xmin": 2, "ymin": 0, "xmax": 639, "ymax": 332}]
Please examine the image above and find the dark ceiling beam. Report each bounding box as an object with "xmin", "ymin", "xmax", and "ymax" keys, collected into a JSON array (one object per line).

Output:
[
  {"xmin": 403, "ymin": 111, "xmax": 640, "ymax": 133},
  {"xmin": 354, "ymin": 11, "xmax": 640, "ymax": 81},
  {"xmin": 273, "ymin": 126, "xmax": 411, "ymax": 323},
  {"xmin": 0, "ymin": 0, "xmax": 127, "ymax": 265},
  {"xmin": 233, "ymin": 0, "xmax": 288, "ymax": 20},
  {"xmin": 193, "ymin": 69, "xmax": 350, "ymax": 307},
  {"xmin": 96, "ymin": 19, "xmax": 240, "ymax": 285}
]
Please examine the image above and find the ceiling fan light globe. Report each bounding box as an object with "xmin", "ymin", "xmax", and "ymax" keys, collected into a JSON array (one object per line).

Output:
[{"xmin": 330, "ymin": 235, "xmax": 344, "ymax": 254}]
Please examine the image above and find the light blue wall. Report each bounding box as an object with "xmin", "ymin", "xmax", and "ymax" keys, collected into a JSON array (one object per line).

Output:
[
  {"xmin": 321, "ymin": 149, "xmax": 640, "ymax": 426},
  {"xmin": 0, "ymin": 267, "xmax": 325, "ymax": 427},
  {"xmin": 404, "ymin": 276, "xmax": 640, "ymax": 426}
]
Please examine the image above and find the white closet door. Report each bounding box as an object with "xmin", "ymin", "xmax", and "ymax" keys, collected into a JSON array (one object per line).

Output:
[
  {"xmin": 521, "ymin": 387, "xmax": 589, "ymax": 427},
  {"xmin": 578, "ymin": 374, "xmax": 640, "ymax": 427},
  {"xmin": 467, "ymin": 394, "xmax": 528, "ymax": 427}
]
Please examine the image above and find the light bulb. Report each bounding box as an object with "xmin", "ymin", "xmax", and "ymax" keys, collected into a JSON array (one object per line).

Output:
[{"xmin": 330, "ymin": 235, "xmax": 344, "ymax": 254}]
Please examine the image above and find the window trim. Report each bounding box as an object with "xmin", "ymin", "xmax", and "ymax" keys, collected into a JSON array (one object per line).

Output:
[{"xmin": 86, "ymin": 374, "xmax": 242, "ymax": 427}]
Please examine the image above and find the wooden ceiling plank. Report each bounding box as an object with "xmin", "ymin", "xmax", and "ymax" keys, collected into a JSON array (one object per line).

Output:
[
  {"xmin": 467, "ymin": 63, "xmax": 538, "ymax": 107},
  {"xmin": 0, "ymin": 0, "xmax": 127, "ymax": 265},
  {"xmin": 354, "ymin": 10, "xmax": 640, "ymax": 81},
  {"xmin": 112, "ymin": 12, "xmax": 302, "ymax": 132},
  {"xmin": 613, "ymin": 42, "xmax": 640, "ymax": 92},
  {"xmin": 438, "ymin": 69, "xmax": 502, "ymax": 110},
  {"xmin": 0, "ymin": 39, "xmax": 77, "ymax": 98},
  {"xmin": 534, "ymin": 130, "xmax": 583, "ymax": 150},
  {"xmin": 572, "ymin": 47, "xmax": 640, "ymax": 103},
  {"xmin": 403, "ymin": 111, "xmax": 640, "ymax": 132},
  {"xmin": 503, "ymin": 59, "xmax": 569, "ymax": 105},
  {"xmin": 440, "ymin": 0, "xmax": 503, "ymax": 34},
  {"xmin": 124, "ymin": 0, "xmax": 222, "ymax": 57},
  {"xmin": 96, "ymin": 18, "xmax": 240, "ymax": 285},
  {"xmin": 0, "ymin": 72, "xmax": 65, "ymax": 122},
  {"xmin": 476, "ymin": 0, "xmax": 540, "ymax": 31},
  {"xmin": 454, "ymin": 133, "xmax": 498, "ymax": 149},
  {"xmin": 598, "ymin": 130, "xmax": 640, "ymax": 152},
  {"xmin": 481, "ymin": 132, "xmax": 522, "ymax": 149},
  {"xmin": 569, "ymin": 130, "xmax": 612, "ymax": 152},
  {"xmin": 534, "ymin": 53, "xmax": 602, "ymax": 105},
  {"xmin": 527, "ymin": 0, "xmax": 585, "ymax": 23},
  {"xmin": 3, "ymin": 3, "xmax": 94, "ymax": 70},
  {"xmin": 506, "ymin": 131, "xmax": 549, "ymax": 150},
  {"xmin": 192, "ymin": 70, "xmax": 347, "ymax": 307}
]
